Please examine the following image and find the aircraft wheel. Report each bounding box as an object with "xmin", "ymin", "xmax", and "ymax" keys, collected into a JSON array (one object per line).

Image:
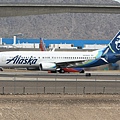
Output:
[
  {"xmin": 51, "ymin": 71, "xmax": 57, "ymax": 73},
  {"xmin": 39, "ymin": 64, "xmax": 42, "ymax": 71},
  {"xmin": 59, "ymin": 69, "xmax": 65, "ymax": 73},
  {"xmin": 0, "ymin": 67, "xmax": 3, "ymax": 71},
  {"xmin": 79, "ymin": 70, "xmax": 85, "ymax": 73}
]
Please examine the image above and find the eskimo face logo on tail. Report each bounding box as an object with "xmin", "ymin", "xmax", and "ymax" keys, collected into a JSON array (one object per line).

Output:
[
  {"xmin": 115, "ymin": 35, "xmax": 120, "ymax": 50},
  {"xmin": 6, "ymin": 55, "xmax": 38, "ymax": 65}
]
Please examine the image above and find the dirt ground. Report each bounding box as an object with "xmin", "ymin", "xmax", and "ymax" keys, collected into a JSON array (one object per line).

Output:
[{"xmin": 0, "ymin": 94, "xmax": 119, "ymax": 120}]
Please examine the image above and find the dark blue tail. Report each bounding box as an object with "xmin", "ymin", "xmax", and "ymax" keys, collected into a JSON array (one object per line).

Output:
[
  {"xmin": 107, "ymin": 30, "xmax": 120, "ymax": 54},
  {"xmin": 101, "ymin": 31, "xmax": 120, "ymax": 63}
]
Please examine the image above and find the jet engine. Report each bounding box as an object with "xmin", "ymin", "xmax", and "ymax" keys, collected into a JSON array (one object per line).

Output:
[{"xmin": 39, "ymin": 63, "xmax": 56, "ymax": 71}]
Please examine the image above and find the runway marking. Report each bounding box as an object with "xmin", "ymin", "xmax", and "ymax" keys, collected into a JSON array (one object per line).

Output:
[{"xmin": 0, "ymin": 77, "xmax": 120, "ymax": 82}]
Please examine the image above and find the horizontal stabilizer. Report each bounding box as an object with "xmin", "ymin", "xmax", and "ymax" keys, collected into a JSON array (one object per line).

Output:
[{"xmin": 115, "ymin": 54, "xmax": 120, "ymax": 57}]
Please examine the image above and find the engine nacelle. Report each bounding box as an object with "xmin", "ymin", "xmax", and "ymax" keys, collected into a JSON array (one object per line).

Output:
[{"xmin": 39, "ymin": 63, "xmax": 56, "ymax": 71}]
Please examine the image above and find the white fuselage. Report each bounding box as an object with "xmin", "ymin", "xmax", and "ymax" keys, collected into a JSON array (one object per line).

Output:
[{"xmin": 0, "ymin": 51, "xmax": 98, "ymax": 68}]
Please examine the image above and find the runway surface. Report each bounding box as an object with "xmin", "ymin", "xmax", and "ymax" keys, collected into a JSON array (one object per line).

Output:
[
  {"xmin": 0, "ymin": 70, "xmax": 119, "ymax": 94},
  {"xmin": 0, "ymin": 70, "xmax": 120, "ymax": 81}
]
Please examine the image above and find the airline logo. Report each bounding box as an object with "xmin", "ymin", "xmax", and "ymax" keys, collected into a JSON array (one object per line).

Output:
[
  {"xmin": 6, "ymin": 55, "xmax": 38, "ymax": 65},
  {"xmin": 115, "ymin": 35, "xmax": 120, "ymax": 50}
]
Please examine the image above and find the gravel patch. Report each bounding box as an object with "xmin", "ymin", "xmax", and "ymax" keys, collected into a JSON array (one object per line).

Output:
[{"xmin": 0, "ymin": 95, "xmax": 119, "ymax": 120}]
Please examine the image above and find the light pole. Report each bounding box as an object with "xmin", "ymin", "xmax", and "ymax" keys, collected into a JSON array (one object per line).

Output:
[{"xmin": 13, "ymin": 33, "xmax": 23, "ymax": 45}]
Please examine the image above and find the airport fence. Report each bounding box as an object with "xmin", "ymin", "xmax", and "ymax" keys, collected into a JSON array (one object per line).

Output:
[{"xmin": 0, "ymin": 75, "xmax": 120, "ymax": 95}]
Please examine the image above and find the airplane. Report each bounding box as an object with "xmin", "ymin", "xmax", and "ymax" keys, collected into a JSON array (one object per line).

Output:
[{"xmin": 0, "ymin": 31, "xmax": 120, "ymax": 73}]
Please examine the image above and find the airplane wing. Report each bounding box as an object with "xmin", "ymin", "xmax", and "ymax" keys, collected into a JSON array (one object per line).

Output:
[{"xmin": 55, "ymin": 59, "xmax": 87, "ymax": 68}]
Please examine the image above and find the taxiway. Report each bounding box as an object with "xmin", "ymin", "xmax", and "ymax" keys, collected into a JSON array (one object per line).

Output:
[{"xmin": 0, "ymin": 70, "xmax": 119, "ymax": 94}]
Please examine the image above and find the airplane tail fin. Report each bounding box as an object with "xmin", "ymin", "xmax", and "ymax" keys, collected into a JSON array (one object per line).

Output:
[
  {"xmin": 40, "ymin": 38, "xmax": 46, "ymax": 51},
  {"xmin": 103, "ymin": 30, "xmax": 120, "ymax": 54}
]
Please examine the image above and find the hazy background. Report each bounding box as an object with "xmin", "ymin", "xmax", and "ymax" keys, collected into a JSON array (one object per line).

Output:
[{"xmin": 0, "ymin": 0, "xmax": 119, "ymax": 40}]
